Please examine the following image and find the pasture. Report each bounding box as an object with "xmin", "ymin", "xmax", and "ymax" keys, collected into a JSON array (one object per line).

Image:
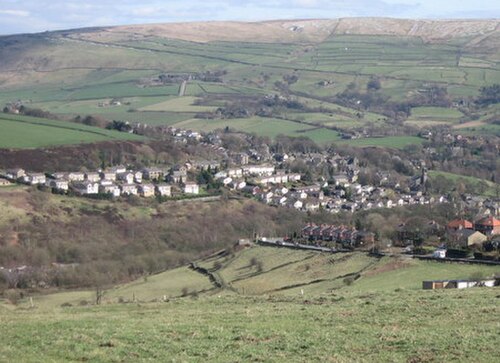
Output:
[
  {"xmin": 405, "ymin": 106, "xmax": 465, "ymax": 127},
  {"xmin": 0, "ymin": 114, "xmax": 143, "ymax": 149},
  {"xmin": 2, "ymin": 246, "xmax": 499, "ymax": 362},
  {"xmin": 173, "ymin": 116, "xmax": 341, "ymax": 143},
  {"xmin": 336, "ymin": 136, "xmax": 425, "ymax": 149}
]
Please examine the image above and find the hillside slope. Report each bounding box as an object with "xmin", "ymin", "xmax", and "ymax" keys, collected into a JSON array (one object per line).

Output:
[{"xmin": 16, "ymin": 245, "xmax": 500, "ymax": 309}]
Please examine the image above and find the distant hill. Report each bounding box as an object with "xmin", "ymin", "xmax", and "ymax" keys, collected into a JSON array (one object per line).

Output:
[{"xmin": 0, "ymin": 18, "xmax": 498, "ymax": 144}]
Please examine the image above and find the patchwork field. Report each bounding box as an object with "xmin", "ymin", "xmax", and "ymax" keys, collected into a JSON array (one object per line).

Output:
[
  {"xmin": 0, "ymin": 114, "xmax": 143, "ymax": 149},
  {"xmin": 1, "ymin": 20, "xmax": 498, "ymax": 148},
  {"xmin": 14, "ymin": 246, "xmax": 499, "ymax": 308}
]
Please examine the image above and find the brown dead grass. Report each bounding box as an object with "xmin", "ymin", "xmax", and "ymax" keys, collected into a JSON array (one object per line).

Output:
[
  {"xmin": 452, "ymin": 120, "xmax": 487, "ymax": 129},
  {"xmin": 103, "ymin": 18, "xmax": 499, "ymax": 44}
]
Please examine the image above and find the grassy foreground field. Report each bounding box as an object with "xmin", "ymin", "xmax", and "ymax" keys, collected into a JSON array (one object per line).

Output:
[
  {"xmin": 1, "ymin": 246, "xmax": 499, "ymax": 361},
  {"xmin": 1, "ymin": 287, "xmax": 499, "ymax": 362},
  {"xmin": 0, "ymin": 114, "xmax": 143, "ymax": 149}
]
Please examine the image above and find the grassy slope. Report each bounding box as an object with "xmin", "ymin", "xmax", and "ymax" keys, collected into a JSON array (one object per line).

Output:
[
  {"xmin": 16, "ymin": 246, "xmax": 499, "ymax": 308},
  {"xmin": 428, "ymin": 170, "xmax": 500, "ymax": 198},
  {"xmin": 2, "ymin": 245, "xmax": 499, "ymax": 362},
  {"xmin": 0, "ymin": 113, "xmax": 143, "ymax": 149}
]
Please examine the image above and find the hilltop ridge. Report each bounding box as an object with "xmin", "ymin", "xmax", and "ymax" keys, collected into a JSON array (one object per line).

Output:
[{"xmin": 82, "ymin": 18, "xmax": 500, "ymax": 43}]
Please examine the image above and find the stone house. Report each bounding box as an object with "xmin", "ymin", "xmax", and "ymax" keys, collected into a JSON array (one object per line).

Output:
[
  {"xmin": 138, "ymin": 184, "xmax": 155, "ymax": 197},
  {"xmin": 450, "ymin": 229, "xmax": 487, "ymax": 248}
]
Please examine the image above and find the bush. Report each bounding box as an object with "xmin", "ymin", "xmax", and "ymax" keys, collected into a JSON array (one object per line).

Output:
[
  {"xmin": 343, "ymin": 277, "xmax": 355, "ymax": 286},
  {"xmin": 4, "ymin": 289, "xmax": 22, "ymax": 305}
]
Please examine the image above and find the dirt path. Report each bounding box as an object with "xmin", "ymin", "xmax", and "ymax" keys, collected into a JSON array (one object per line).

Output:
[{"xmin": 453, "ymin": 120, "xmax": 486, "ymax": 129}]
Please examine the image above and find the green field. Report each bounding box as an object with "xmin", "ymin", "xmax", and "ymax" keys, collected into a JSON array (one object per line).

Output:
[
  {"xmin": 15, "ymin": 247, "xmax": 499, "ymax": 307},
  {"xmin": 406, "ymin": 106, "xmax": 465, "ymax": 127},
  {"xmin": 336, "ymin": 136, "xmax": 425, "ymax": 149},
  {"xmin": 2, "ymin": 246, "xmax": 499, "ymax": 362},
  {"xmin": 428, "ymin": 170, "xmax": 500, "ymax": 197},
  {"xmin": 139, "ymin": 96, "xmax": 218, "ymax": 113},
  {"xmin": 0, "ymin": 114, "xmax": 143, "ymax": 149}
]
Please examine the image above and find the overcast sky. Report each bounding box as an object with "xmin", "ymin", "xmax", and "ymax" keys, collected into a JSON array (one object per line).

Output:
[{"xmin": 0, "ymin": 0, "xmax": 499, "ymax": 35}]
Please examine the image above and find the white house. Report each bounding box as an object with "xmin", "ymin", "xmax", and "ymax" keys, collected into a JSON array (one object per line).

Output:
[
  {"xmin": 26, "ymin": 173, "xmax": 46, "ymax": 185},
  {"xmin": 67, "ymin": 172, "xmax": 85, "ymax": 182},
  {"xmin": 227, "ymin": 168, "xmax": 243, "ymax": 177},
  {"xmin": 100, "ymin": 171, "xmax": 117, "ymax": 181},
  {"xmin": 117, "ymin": 172, "xmax": 134, "ymax": 185},
  {"xmin": 100, "ymin": 184, "xmax": 121, "ymax": 197},
  {"xmin": 183, "ymin": 182, "xmax": 200, "ymax": 194},
  {"xmin": 73, "ymin": 181, "xmax": 99, "ymax": 195},
  {"xmin": 156, "ymin": 184, "xmax": 172, "ymax": 197},
  {"xmin": 133, "ymin": 171, "xmax": 143, "ymax": 183},
  {"xmin": 121, "ymin": 184, "xmax": 138, "ymax": 196},
  {"xmin": 243, "ymin": 165, "xmax": 275, "ymax": 176},
  {"xmin": 85, "ymin": 172, "xmax": 101, "ymax": 182},
  {"xmin": 46, "ymin": 179, "xmax": 69, "ymax": 191}
]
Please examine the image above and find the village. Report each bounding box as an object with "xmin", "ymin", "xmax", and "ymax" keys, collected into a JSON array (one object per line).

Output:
[{"xmin": 1, "ymin": 123, "xmax": 499, "ymax": 218}]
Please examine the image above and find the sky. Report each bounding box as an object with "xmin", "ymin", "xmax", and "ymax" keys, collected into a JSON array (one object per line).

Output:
[{"xmin": 0, "ymin": 0, "xmax": 499, "ymax": 35}]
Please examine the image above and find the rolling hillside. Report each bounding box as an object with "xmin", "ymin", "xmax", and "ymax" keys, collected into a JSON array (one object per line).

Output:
[
  {"xmin": 0, "ymin": 18, "xmax": 499, "ymax": 145},
  {"xmin": 15, "ymin": 245, "xmax": 499, "ymax": 308}
]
